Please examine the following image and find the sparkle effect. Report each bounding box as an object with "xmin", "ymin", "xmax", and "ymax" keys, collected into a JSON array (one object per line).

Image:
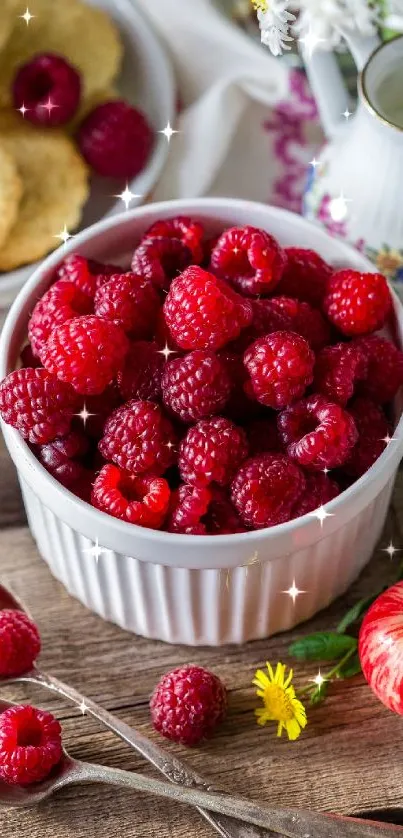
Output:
[
  {"xmin": 78, "ymin": 700, "xmax": 87, "ymax": 716},
  {"xmin": 54, "ymin": 225, "xmax": 73, "ymax": 246},
  {"xmin": 310, "ymin": 505, "xmax": 334, "ymax": 527},
  {"xmin": 115, "ymin": 184, "xmax": 142, "ymax": 210},
  {"xmin": 342, "ymin": 109, "xmax": 352, "ymax": 120},
  {"xmin": 75, "ymin": 404, "xmax": 95, "ymax": 428},
  {"xmin": 18, "ymin": 104, "xmax": 28, "ymax": 117},
  {"xmin": 309, "ymin": 157, "xmax": 321, "ymax": 170},
  {"xmin": 41, "ymin": 97, "xmax": 58, "ymax": 116},
  {"xmin": 83, "ymin": 538, "xmax": 105, "ymax": 563},
  {"xmin": 298, "ymin": 27, "xmax": 326, "ymax": 59},
  {"xmin": 244, "ymin": 550, "xmax": 260, "ymax": 577},
  {"xmin": 19, "ymin": 7, "xmax": 34, "ymax": 24},
  {"xmin": 382, "ymin": 433, "xmax": 398, "ymax": 445},
  {"xmin": 157, "ymin": 343, "xmax": 177, "ymax": 361},
  {"xmin": 383, "ymin": 541, "xmax": 399, "ymax": 560},
  {"xmin": 311, "ymin": 671, "xmax": 326, "ymax": 689},
  {"xmin": 282, "ymin": 579, "xmax": 305, "ymax": 604},
  {"xmin": 329, "ymin": 193, "xmax": 351, "ymax": 222},
  {"xmin": 159, "ymin": 122, "xmax": 178, "ymax": 143}
]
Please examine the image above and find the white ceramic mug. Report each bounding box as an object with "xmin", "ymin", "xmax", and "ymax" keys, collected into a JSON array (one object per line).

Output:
[{"xmin": 303, "ymin": 33, "xmax": 403, "ymax": 288}]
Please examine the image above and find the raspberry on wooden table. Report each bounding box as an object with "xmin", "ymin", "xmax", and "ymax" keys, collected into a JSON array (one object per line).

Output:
[
  {"xmin": 354, "ymin": 335, "xmax": 403, "ymax": 403},
  {"xmin": 99, "ymin": 400, "xmax": 176, "ymax": 475},
  {"xmin": 166, "ymin": 484, "xmax": 212, "ymax": 534},
  {"xmin": 0, "ymin": 705, "xmax": 62, "ymax": 786},
  {"xmin": 210, "ymin": 225, "xmax": 286, "ymax": 296},
  {"xmin": 313, "ymin": 342, "xmax": 368, "ymax": 406},
  {"xmin": 42, "ymin": 315, "xmax": 129, "ymax": 396},
  {"xmin": 28, "ymin": 279, "xmax": 93, "ymax": 360},
  {"xmin": 323, "ymin": 270, "xmax": 392, "ymax": 336},
  {"xmin": 141, "ymin": 216, "xmax": 204, "ymax": 263},
  {"xmin": 344, "ymin": 397, "xmax": 389, "ymax": 478},
  {"xmin": 268, "ymin": 296, "xmax": 331, "ymax": 351},
  {"xmin": 178, "ymin": 417, "xmax": 248, "ymax": 487},
  {"xmin": 275, "ymin": 247, "xmax": 332, "ymax": 306},
  {"xmin": 278, "ymin": 394, "xmax": 358, "ymax": 471},
  {"xmin": 117, "ymin": 341, "xmax": 164, "ymax": 402},
  {"xmin": 163, "ymin": 266, "xmax": 253, "ymax": 351},
  {"xmin": 13, "ymin": 53, "xmax": 81, "ymax": 127},
  {"xmin": 94, "ymin": 272, "xmax": 159, "ymax": 338},
  {"xmin": 77, "ymin": 100, "xmax": 154, "ymax": 179},
  {"xmin": 0, "ymin": 368, "xmax": 79, "ymax": 444},
  {"xmin": 231, "ymin": 453, "xmax": 306, "ymax": 529},
  {"xmin": 161, "ymin": 350, "xmax": 231, "ymax": 423},
  {"xmin": 243, "ymin": 331, "xmax": 315, "ymax": 410},
  {"xmin": 131, "ymin": 236, "xmax": 192, "ymax": 291},
  {"xmin": 150, "ymin": 665, "xmax": 227, "ymax": 746},
  {"xmin": 38, "ymin": 429, "xmax": 89, "ymax": 489},
  {"xmin": 292, "ymin": 472, "xmax": 340, "ymax": 518},
  {"xmin": 0, "ymin": 609, "xmax": 41, "ymax": 677},
  {"xmin": 92, "ymin": 465, "xmax": 170, "ymax": 529}
]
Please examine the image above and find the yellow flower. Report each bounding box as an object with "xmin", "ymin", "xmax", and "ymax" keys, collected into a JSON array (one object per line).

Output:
[
  {"xmin": 375, "ymin": 249, "xmax": 403, "ymax": 277},
  {"xmin": 251, "ymin": 0, "xmax": 268, "ymax": 12},
  {"xmin": 253, "ymin": 662, "xmax": 307, "ymax": 741}
]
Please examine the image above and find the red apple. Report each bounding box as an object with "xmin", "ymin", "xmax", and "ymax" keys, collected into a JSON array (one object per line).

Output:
[{"xmin": 359, "ymin": 581, "xmax": 403, "ymax": 715}]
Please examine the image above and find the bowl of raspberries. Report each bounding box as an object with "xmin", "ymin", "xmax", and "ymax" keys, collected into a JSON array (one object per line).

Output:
[{"xmin": 1, "ymin": 198, "xmax": 403, "ymax": 646}]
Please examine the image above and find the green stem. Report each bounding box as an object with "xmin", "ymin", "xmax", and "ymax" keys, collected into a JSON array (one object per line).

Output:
[{"xmin": 296, "ymin": 646, "xmax": 357, "ymax": 698}]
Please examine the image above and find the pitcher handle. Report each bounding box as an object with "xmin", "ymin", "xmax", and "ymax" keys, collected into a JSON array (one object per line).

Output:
[{"xmin": 301, "ymin": 32, "xmax": 380, "ymax": 140}]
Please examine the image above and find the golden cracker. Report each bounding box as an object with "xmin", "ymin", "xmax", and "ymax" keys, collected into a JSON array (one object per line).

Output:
[
  {"xmin": 0, "ymin": 0, "xmax": 20, "ymax": 53},
  {"xmin": 0, "ymin": 0, "xmax": 123, "ymax": 108},
  {"xmin": 0, "ymin": 115, "xmax": 89, "ymax": 270},
  {"xmin": 0, "ymin": 138, "xmax": 22, "ymax": 249}
]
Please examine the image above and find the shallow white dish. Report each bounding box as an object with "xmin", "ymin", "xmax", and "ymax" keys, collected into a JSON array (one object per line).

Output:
[
  {"xmin": 1, "ymin": 197, "xmax": 403, "ymax": 646},
  {"xmin": 0, "ymin": 0, "xmax": 175, "ymax": 305}
]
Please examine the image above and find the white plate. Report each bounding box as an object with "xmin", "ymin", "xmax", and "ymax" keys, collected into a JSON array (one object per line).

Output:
[{"xmin": 0, "ymin": 0, "xmax": 175, "ymax": 305}]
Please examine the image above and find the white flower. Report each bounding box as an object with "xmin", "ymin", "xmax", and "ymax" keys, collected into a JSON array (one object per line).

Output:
[
  {"xmin": 257, "ymin": 1, "xmax": 296, "ymax": 55},
  {"xmin": 294, "ymin": 0, "xmax": 380, "ymax": 48},
  {"xmin": 383, "ymin": 0, "xmax": 403, "ymax": 31}
]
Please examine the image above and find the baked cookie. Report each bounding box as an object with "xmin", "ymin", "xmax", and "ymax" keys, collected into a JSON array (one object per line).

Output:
[{"xmin": 0, "ymin": 139, "xmax": 22, "ymax": 249}]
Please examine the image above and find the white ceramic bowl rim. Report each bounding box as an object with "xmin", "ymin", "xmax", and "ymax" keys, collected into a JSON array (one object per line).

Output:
[{"xmin": 1, "ymin": 198, "xmax": 403, "ymax": 558}]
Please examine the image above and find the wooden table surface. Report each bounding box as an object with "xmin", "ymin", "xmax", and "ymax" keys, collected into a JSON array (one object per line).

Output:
[{"xmin": 1, "ymin": 432, "xmax": 403, "ymax": 838}]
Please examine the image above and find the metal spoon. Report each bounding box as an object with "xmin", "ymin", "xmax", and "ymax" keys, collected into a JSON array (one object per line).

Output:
[{"xmin": 0, "ymin": 696, "xmax": 400, "ymax": 838}]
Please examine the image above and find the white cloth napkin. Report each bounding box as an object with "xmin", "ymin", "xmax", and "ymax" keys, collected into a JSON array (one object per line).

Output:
[{"xmin": 136, "ymin": 0, "xmax": 291, "ymax": 201}]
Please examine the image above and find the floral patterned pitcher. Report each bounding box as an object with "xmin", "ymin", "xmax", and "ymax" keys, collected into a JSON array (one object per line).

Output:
[{"xmin": 303, "ymin": 33, "xmax": 403, "ymax": 286}]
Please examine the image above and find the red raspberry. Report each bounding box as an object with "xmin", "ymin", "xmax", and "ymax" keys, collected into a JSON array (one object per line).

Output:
[
  {"xmin": 323, "ymin": 270, "xmax": 392, "ymax": 336},
  {"xmin": 246, "ymin": 416, "xmax": 283, "ymax": 455},
  {"xmin": 0, "ymin": 705, "xmax": 62, "ymax": 785},
  {"xmin": 92, "ymin": 464, "xmax": 170, "ymax": 529},
  {"xmin": 231, "ymin": 453, "xmax": 306, "ymax": 529},
  {"xmin": 99, "ymin": 400, "xmax": 176, "ymax": 474},
  {"xmin": 77, "ymin": 100, "xmax": 153, "ymax": 178},
  {"xmin": 211, "ymin": 226, "xmax": 286, "ymax": 296},
  {"xmin": 178, "ymin": 417, "xmax": 248, "ymax": 487},
  {"xmin": 150, "ymin": 665, "xmax": 227, "ymax": 746},
  {"xmin": 204, "ymin": 486, "xmax": 245, "ymax": 534},
  {"xmin": 117, "ymin": 341, "xmax": 164, "ymax": 402},
  {"xmin": 42, "ymin": 315, "xmax": 129, "ymax": 396},
  {"xmin": 13, "ymin": 53, "xmax": 81, "ymax": 126},
  {"xmin": 153, "ymin": 309, "xmax": 182, "ymax": 352},
  {"xmin": 161, "ymin": 350, "xmax": 231, "ymax": 423},
  {"xmin": 0, "ymin": 368, "xmax": 78, "ymax": 444},
  {"xmin": 94, "ymin": 273, "xmax": 159, "ymax": 338},
  {"xmin": 167, "ymin": 484, "xmax": 212, "ymax": 534},
  {"xmin": 313, "ymin": 342, "xmax": 368, "ymax": 406},
  {"xmin": 354, "ymin": 335, "xmax": 403, "ymax": 403},
  {"xmin": 275, "ymin": 247, "xmax": 332, "ymax": 306},
  {"xmin": 344, "ymin": 397, "xmax": 389, "ymax": 478},
  {"xmin": 292, "ymin": 472, "xmax": 340, "ymax": 518},
  {"xmin": 74, "ymin": 384, "xmax": 122, "ymax": 439},
  {"xmin": 163, "ymin": 266, "xmax": 252, "ymax": 351},
  {"xmin": 28, "ymin": 280, "xmax": 93, "ymax": 360},
  {"xmin": 268, "ymin": 296, "xmax": 331, "ymax": 351},
  {"xmin": 243, "ymin": 331, "xmax": 315, "ymax": 409},
  {"xmin": 55, "ymin": 255, "xmax": 120, "ymax": 298},
  {"xmin": 250, "ymin": 297, "xmax": 292, "ymax": 336},
  {"xmin": 38, "ymin": 429, "xmax": 90, "ymax": 489},
  {"xmin": 278, "ymin": 394, "xmax": 358, "ymax": 471},
  {"xmin": 131, "ymin": 236, "xmax": 192, "ymax": 291},
  {"xmin": 0, "ymin": 609, "xmax": 41, "ymax": 676},
  {"xmin": 142, "ymin": 216, "xmax": 204, "ymax": 263}
]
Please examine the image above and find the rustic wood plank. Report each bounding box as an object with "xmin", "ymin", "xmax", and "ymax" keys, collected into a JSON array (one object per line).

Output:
[
  {"xmin": 0, "ymin": 482, "xmax": 402, "ymax": 838},
  {"xmin": 0, "ymin": 433, "xmax": 26, "ymax": 529}
]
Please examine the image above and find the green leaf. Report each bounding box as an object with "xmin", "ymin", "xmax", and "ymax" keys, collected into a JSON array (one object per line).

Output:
[
  {"xmin": 338, "ymin": 652, "xmax": 362, "ymax": 679},
  {"xmin": 310, "ymin": 682, "xmax": 328, "ymax": 706},
  {"xmin": 336, "ymin": 595, "xmax": 377, "ymax": 634},
  {"xmin": 288, "ymin": 632, "xmax": 357, "ymax": 662}
]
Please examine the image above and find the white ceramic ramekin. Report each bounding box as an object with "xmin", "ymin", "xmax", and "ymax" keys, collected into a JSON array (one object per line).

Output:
[{"xmin": 1, "ymin": 199, "xmax": 403, "ymax": 646}]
